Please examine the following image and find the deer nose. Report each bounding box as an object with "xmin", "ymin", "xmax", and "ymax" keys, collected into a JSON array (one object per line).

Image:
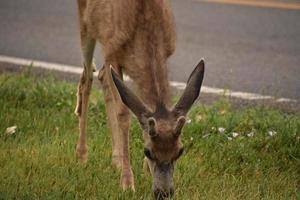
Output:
[{"xmin": 153, "ymin": 188, "xmax": 174, "ymax": 200}]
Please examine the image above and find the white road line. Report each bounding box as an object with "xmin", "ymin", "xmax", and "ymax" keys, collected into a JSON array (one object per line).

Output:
[
  {"xmin": 0, "ymin": 55, "xmax": 83, "ymax": 74},
  {"xmin": 0, "ymin": 55, "xmax": 297, "ymax": 103},
  {"xmin": 198, "ymin": 0, "xmax": 300, "ymax": 10}
]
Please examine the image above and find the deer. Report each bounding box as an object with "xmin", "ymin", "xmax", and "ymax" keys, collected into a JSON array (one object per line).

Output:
[{"xmin": 74, "ymin": 0, "xmax": 205, "ymax": 199}]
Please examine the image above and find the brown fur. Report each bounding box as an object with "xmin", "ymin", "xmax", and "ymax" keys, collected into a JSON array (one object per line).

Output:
[
  {"xmin": 75, "ymin": 0, "xmax": 176, "ymax": 191},
  {"xmin": 75, "ymin": 0, "xmax": 204, "ymax": 197},
  {"xmin": 84, "ymin": 0, "xmax": 175, "ymax": 107}
]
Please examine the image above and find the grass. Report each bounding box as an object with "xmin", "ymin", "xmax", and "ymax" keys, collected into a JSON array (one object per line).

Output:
[{"xmin": 0, "ymin": 70, "xmax": 299, "ymax": 200}]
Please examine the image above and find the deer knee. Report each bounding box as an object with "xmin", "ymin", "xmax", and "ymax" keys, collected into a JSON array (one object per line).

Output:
[
  {"xmin": 80, "ymin": 69, "xmax": 93, "ymax": 94},
  {"xmin": 85, "ymin": 76, "xmax": 93, "ymax": 92},
  {"xmin": 98, "ymin": 65, "xmax": 107, "ymax": 82}
]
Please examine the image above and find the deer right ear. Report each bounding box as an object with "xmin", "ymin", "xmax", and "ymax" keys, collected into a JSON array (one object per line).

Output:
[
  {"xmin": 172, "ymin": 59, "xmax": 205, "ymax": 116},
  {"xmin": 110, "ymin": 66, "xmax": 151, "ymax": 127}
]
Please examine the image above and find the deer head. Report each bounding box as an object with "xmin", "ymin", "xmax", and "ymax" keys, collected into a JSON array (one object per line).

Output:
[{"xmin": 111, "ymin": 60, "xmax": 205, "ymax": 199}]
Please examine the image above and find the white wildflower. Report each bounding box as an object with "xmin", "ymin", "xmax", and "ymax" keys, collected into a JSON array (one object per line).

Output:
[
  {"xmin": 218, "ymin": 127, "xmax": 225, "ymax": 134},
  {"xmin": 5, "ymin": 126, "xmax": 17, "ymax": 135},
  {"xmin": 220, "ymin": 109, "xmax": 226, "ymax": 114},
  {"xmin": 227, "ymin": 137, "xmax": 233, "ymax": 141},
  {"xmin": 247, "ymin": 131, "xmax": 255, "ymax": 137},
  {"xmin": 186, "ymin": 119, "xmax": 192, "ymax": 124},
  {"xmin": 195, "ymin": 115, "xmax": 203, "ymax": 122},
  {"xmin": 232, "ymin": 132, "xmax": 239, "ymax": 138},
  {"xmin": 268, "ymin": 130, "xmax": 277, "ymax": 137}
]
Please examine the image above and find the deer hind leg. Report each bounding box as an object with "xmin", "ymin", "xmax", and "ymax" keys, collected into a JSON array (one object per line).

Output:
[
  {"xmin": 98, "ymin": 64, "xmax": 135, "ymax": 191},
  {"xmin": 75, "ymin": 19, "xmax": 96, "ymax": 162}
]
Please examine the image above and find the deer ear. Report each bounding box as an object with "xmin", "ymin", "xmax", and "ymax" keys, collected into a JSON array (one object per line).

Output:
[
  {"xmin": 174, "ymin": 116, "xmax": 186, "ymax": 137},
  {"xmin": 110, "ymin": 66, "xmax": 151, "ymax": 126},
  {"xmin": 172, "ymin": 59, "xmax": 205, "ymax": 116}
]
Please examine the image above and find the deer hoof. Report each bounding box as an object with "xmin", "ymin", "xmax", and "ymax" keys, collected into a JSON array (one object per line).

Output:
[{"xmin": 121, "ymin": 170, "xmax": 135, "ymax": 192}]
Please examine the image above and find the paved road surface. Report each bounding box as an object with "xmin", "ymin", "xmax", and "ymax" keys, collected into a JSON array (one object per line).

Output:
[{"xmin": 0, "ymin": 0, "xmax": 299, "ymax": 99}]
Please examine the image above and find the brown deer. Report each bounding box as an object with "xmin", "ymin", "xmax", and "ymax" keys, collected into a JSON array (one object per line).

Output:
[{"xmin": 74, "ymin": 0, "xmax": 205, "ymax": 199}]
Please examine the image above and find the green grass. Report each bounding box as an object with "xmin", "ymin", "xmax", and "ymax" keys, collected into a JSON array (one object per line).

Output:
[{"xmin": 0, "ymin": 71, "xmax": 299, "ymax": 200}]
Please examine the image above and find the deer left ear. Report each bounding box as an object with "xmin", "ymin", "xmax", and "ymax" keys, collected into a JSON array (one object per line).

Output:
[
  {"xmin": 110, "ymin": 66, "xmax": 151, "ymax": 127},
  {"xmin": 172, "ymin": 59, "xmax": 205, "ymax": 116}
]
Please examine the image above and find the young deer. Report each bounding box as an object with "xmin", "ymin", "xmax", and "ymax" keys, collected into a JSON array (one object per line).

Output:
[{"xmin": 75, "ymin": 0, "xmax": 205, "ymax": 199}]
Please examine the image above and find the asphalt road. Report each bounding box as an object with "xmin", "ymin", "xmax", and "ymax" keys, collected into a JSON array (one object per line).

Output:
[{"xmin": 0, "ymin": 0, "xmax": 299, "ymax": 100}]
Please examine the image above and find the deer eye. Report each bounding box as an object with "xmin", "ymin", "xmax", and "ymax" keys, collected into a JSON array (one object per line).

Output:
[{"xmin": 144, "ymin": 148, "xmax": 154, "ymax": 160}]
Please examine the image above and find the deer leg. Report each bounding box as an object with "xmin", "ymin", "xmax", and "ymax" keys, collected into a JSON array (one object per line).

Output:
[
  {"xmin": 99, "ymin": 65, "xmax": 123, "ymax": 169},
  {"xmin": 75, "ymin": 1, "xmax": 96, "ymax": 117},
  {"xmin": 117, "ymin": 102, "xmax": 134, "ymax": 191},
  {"xmin": 98, "ymin": 64, "xmax": 135, "ymax": 191},
  {"xmin": 75, "ymin": 28, "xmax": 96, "ymax": 162}
]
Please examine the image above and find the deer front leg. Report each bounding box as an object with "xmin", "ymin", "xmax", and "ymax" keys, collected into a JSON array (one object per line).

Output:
[
  {"xmin": 99, "ymin": 64, "xmax": 135, "ymax": 191},
  {"xmin": 75, "ymin": 34, "xmax": 95, "ymax": 162},
  {"xmin": 117, "ymin": 104, "xmax": 134, "ymax": 191},
  {"xmin": 99, "ymin": 66, "xmax": 123, "ymax": 169},
  {"xmin": 75, "ymin": 68, "xmax": 93, "ymax": 162}
]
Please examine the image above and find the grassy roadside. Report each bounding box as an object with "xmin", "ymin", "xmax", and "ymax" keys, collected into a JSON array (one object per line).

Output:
[{"xmin": 0, "ymin": 71, "xmax": 299, "ymax": 199}]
